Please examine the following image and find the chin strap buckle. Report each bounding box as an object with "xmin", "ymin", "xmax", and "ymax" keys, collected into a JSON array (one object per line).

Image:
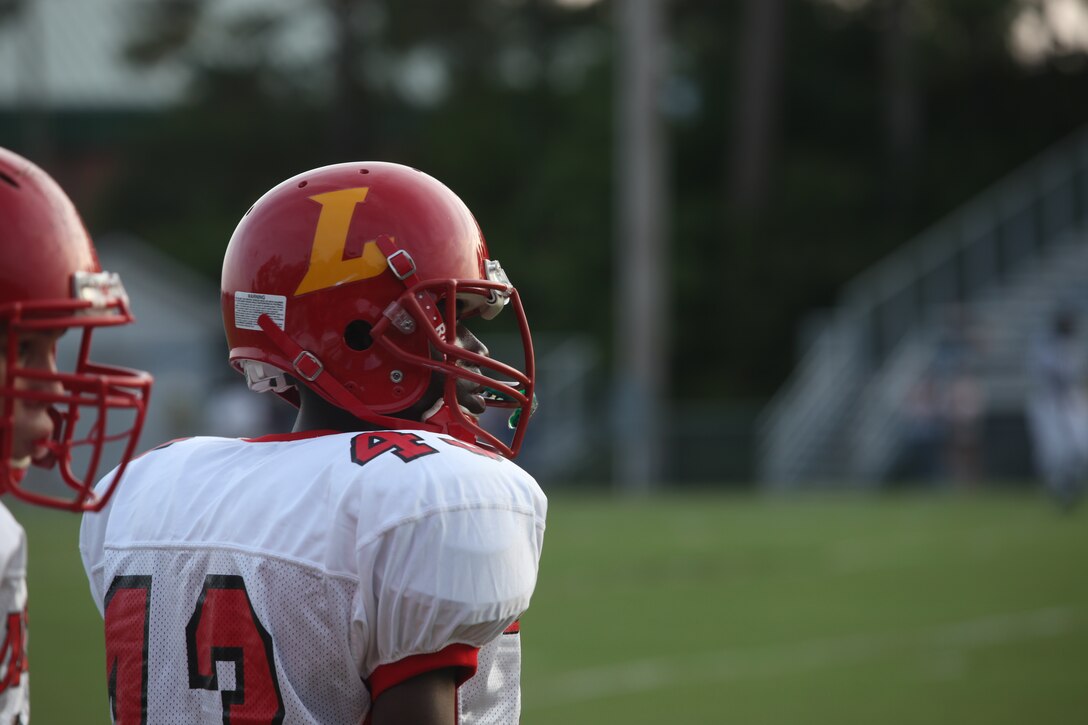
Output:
[
  {"xmin": 377, "ymin": 235, "xmax": 421, "ymax": 287},
  {"xmin": 293, "ymin": 351, "xmax": 324, "ymax": 382}
]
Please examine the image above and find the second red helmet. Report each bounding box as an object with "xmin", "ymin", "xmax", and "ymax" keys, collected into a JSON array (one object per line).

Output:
[{"xmin": 0, "ymin": 146, "xmax": 152, "ymax": 511}]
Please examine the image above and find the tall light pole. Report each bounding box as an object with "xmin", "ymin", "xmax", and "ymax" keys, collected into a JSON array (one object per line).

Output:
[{"xmin": 614, "ymin": 0, "xmax": 668, "ymax": 493}]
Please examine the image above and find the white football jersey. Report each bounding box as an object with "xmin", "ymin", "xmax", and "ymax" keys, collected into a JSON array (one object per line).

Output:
[
  {"xmin": 79, "ymin": 429, "xmax": 547, "ymax": 724},
  {"xmin": 0, "ymin": 500, "xmax": 29, "ymax": 724}
]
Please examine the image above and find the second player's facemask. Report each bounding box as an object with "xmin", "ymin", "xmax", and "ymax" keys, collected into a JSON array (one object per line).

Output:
[{"xmin": 0, "ymin": 272, "xmax": 152, "ymax": 512}]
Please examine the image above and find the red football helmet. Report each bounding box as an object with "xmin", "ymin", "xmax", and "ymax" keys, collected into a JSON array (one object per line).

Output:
[
  {"xmin": 221, "ymin": 162, "xmax": 535, "ymax": 457},
  {"xmin": 0, "ymin": 147, "xmax": 152, "ymax": 511}
]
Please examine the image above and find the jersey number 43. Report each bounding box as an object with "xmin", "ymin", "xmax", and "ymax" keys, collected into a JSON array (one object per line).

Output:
[{"xmin": 104, "ymin": 574, "xmax": 285, "ymax": 725}]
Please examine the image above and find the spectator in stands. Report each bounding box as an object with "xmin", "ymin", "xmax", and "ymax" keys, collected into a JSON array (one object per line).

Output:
[
  {"xmin": 899, "ymin": 375, "xmax": 946, "ymax": 483},
  {"xmin": 1026, "ymin": 306, "xmax": 1088, "ymax": 509},
  {"xmin": 933, "ymin": 306, "xmax": 987, "ymax": 485}
]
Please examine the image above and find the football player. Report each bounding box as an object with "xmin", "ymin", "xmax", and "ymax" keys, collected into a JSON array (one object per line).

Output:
[
  {"xmin": 0, "ymin": 146, "xmax": 153, "ymax": 721},
  {"xmin": 80, "ymin": 162, "xmax": 547, "ymax": 724}
]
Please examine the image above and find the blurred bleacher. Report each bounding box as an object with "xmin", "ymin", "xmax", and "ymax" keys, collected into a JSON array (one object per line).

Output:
[{"xmin": 758, "ymin": 126, "xmax": 1088, "ymax": 487}]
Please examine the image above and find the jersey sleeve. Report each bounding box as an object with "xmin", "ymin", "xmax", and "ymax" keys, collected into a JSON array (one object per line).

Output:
[
  {"xmin": 356, "ymin": 504, "xmax": 543, "ymax": 700},
  {"xmin": 78, "ymin": 480, "xmax": 116, "ymax": 618}
]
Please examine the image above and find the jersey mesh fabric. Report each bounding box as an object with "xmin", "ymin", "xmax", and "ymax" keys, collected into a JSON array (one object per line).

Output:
[
  {"xmin": 115, "ymin": 547, "xmax": 364, "ymax": 722},
  {"xmin": 79, "ymin": 430, "xmax": 547, "ymax": 724},
  {"xmin": 459, "ymin": 630, "xmax": 522, "ymax": 724}
]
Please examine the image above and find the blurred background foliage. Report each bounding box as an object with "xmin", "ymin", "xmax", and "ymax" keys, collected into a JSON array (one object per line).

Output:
[{"xmin": 5, "ymin": 0, "xmax": 1088, "ymax": 412}]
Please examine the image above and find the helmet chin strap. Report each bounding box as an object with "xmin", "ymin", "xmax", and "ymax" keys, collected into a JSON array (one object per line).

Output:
[{"xmin": 421, "ymin": 398, "xmax": 478, "ymax": 443}]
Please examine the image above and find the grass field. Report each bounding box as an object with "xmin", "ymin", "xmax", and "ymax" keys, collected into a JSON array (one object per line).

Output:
[{"xmin": 15, "ymin": 488, "xmax": 1088, "ymax": 723}]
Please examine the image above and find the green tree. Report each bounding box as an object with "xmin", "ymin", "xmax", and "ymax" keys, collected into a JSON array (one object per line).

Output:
[{"xmin": 98, "ymin": 0, "xmax": 1088, "ymax": 410}]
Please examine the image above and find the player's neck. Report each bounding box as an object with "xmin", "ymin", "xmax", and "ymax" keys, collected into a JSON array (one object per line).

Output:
[
  {"xmin": 291, "ymin": 383, "xmax": 435, "ymax": 434},
  {"xmin": 292, "ymin": 403, "xmax": 377, "ymax": 434}
]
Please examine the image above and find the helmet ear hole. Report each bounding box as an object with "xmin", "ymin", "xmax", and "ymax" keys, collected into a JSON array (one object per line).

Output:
[{"xmin": 344, "ymin": 320, "xmax": 373, "ymax": 351}]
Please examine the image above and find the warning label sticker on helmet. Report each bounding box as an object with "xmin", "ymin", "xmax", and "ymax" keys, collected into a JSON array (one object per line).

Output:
[{"xmin": 234, "ymin": 291, "xmax": 287, "ymax": 331}]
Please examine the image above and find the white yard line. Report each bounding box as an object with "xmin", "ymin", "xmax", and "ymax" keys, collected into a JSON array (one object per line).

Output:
[{"xmin": 525, "ymin": 606, "xmax": 1080, "ymax": 709}]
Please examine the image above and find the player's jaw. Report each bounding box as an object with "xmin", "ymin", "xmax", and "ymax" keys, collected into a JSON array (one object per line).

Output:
[
  {"xmin": 1, "ymin": 329, "xmax": 65, "ymax": 476},
  {"xmin": 0, "ymin": 395, "xmax": 55, "ymax": 489},
  {"xmin": 454, "ymin": 374, "xmax": 487, "ymax": 418},
  {"xmin": 11, "ymin": 403, "xmax": 53, "ymax": 464},
  {"xmin": 451, "ymin": 323, "xmax": 490, "ymax": 418}
]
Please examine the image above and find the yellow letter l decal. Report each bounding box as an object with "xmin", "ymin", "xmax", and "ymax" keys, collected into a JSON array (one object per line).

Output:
[{"xmin": 295, "ymin": 187, "xmax": 388, "ymax": 295}]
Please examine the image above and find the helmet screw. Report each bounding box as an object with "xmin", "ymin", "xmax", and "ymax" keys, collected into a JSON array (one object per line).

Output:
[{"xmin": 390, "ymin": 370, "xmax": 404, "ymax": 383}]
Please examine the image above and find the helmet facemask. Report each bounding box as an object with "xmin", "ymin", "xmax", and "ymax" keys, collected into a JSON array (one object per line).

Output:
[
  {"xmin": 0, "ymin": 272, "xmax": 152, "ymax": 512},
  {"xmin": 372, "ymin": 271, "xmax": 535, "ymax": 458}
]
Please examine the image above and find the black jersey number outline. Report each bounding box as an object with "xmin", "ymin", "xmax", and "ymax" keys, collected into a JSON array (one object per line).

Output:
[{"xmin": 104, "ymin": 575, "xmax": 152, "ymax": 724}]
